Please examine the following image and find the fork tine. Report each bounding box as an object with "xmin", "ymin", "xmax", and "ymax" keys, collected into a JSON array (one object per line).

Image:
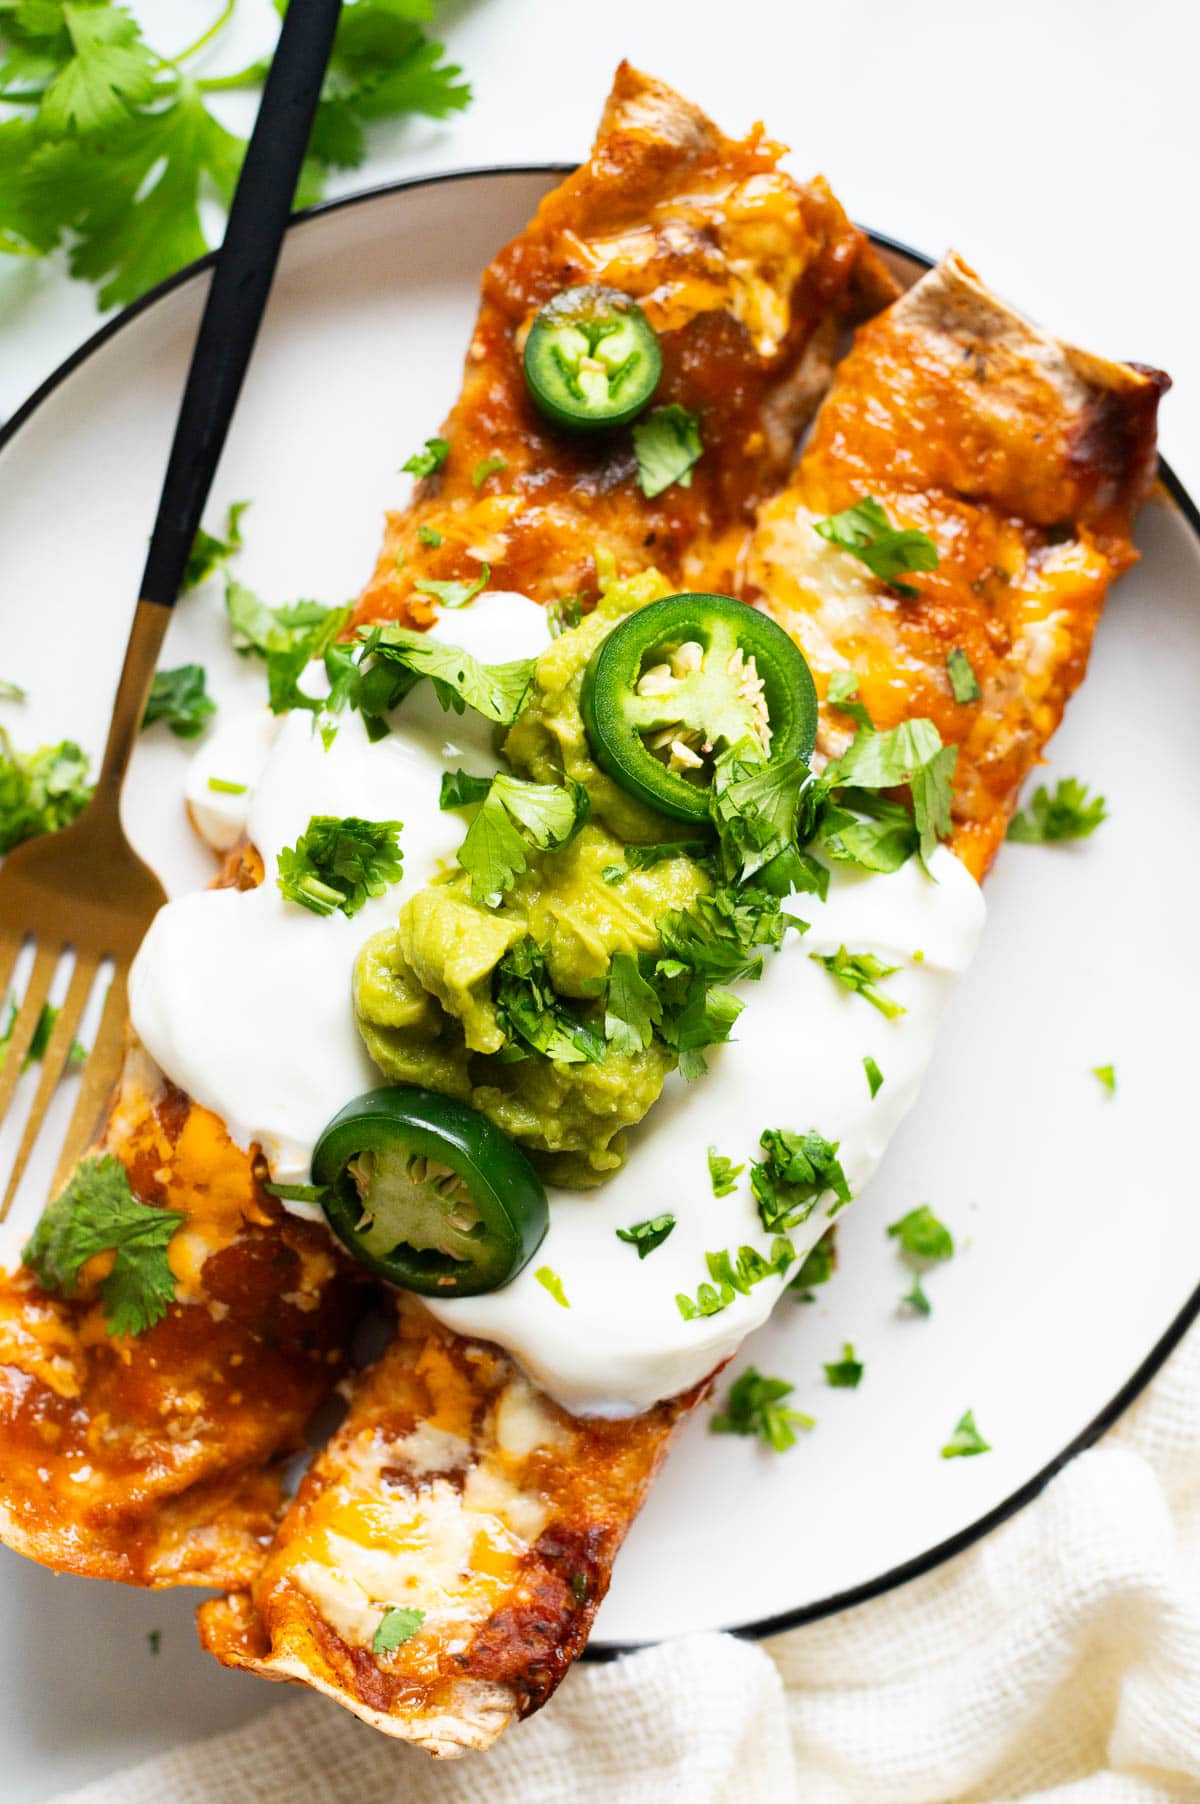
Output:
[
  {"xmin": 0, "ymin": 951, "xmax": 100, "ymax": 1224},
  {"xmin": 0, "ymin": 941, "xmax": 60, "ymax": 1138},
  {"xmin": 50, "ymin": 965, "xmax": 128, "ymax": 1201},
  {"xmin": 0, "ymin": 931, "xmax": 26, "ymax": 1024}
]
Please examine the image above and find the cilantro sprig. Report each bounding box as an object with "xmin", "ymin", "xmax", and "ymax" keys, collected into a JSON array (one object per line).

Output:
[
  {"xmin": 707, "ymin": 1147, "xmax": 744, "ymax": 1198},
  {"xmin": 496, "ymin": 940, "xmax": 605, "ymax": 1066},
  {"xmin": 0, "ymin": 4, "xmax": 473, "ymax": 310},
  {"xmin": 811, "ymin": 946, "xmax": 906, "ymax": 1020},
  {"xmin": 24, "ymin": 1154, "xmax": 181, "ymax": 1337},
  {"xmin": 226, "ymin": 583, "xmax": 351, "ymax": 717},
  {"xmin": 941, "ymin": 1409, "xmax": 991, "ymax": 1459},
  {"xmin": 888, "ymin": 1204, "xmax": 954, "ymax": 1315},
  {"xmin": 616, "ymin": 1215, "xmax": 675, "ymax": 1258},
  {"xmin": 276, "ymin": 815, "xmax": 403, "ymax": 919},
  {"xmin": 361, "ymin": 626, "xmax": 536, "ymax": 729},
  {"xmin": 788, "ymin": 1235, "xmax": 836, "ymax": 1302},
  {"xmin": 710, "ymin": 1367, "xmax": 814, "ymax": 1452},
  {"xmin": 750, "ymin": 1127, "xmax": 850, "ymax": 1234},
  {"xmin": 372, "ymin": 1606, "xmax": 425, "ymax": 1656},
  {"xmin": 814, "ymin": 496, "xmax": 939, "ymax": 598},
  {"xmin": 633, "ymin": 404, "xmax": 702, "ymax": 499},
  {"xmin": 1007, "ymin": 777, "xmax": 1107, "ymax": 843},
  {"xmin": 0, "ymin": 730, "xmax": 92, "ymax": 853},
  {"xmin": 455, "ymin": 773, "xmax": 588, "ymax": 906},
  {"xmin": 142, "ymin": 664, "xmax": 215, "ymax": 740},
  {"xmin": 823, "ymin": 1342, "xmax": 864, "ymax": 1389}
]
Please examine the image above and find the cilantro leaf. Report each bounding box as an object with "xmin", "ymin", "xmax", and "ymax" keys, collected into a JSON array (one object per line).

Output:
[
  {"xmin": 1093, "ymin": 1063, "xmax": 1116, "ymax": 1095},
  {"xmin": 496, "ymin": 940, "xmax": 605, "ymax": 1066},
  {"xmin": 37, "ymin": 3, "xmax": 158, "ymax": 139},
  {"xmin": 616, "ymin": 1214, "xmax": 675, "ymax": 1258},
  {"xmin": 825, "ymin": 669, "xmax": 874, "ymax": 732},
  {"xmin": 183, "ymin": 500, "xmax": 247, "ymax": 593},
  {"xmin": 226, "ymin": 582, "xmax": 351, "ymax": 716},
  {"xmin": 439, "ymin": 768, "xmax": 492, "ymax": 811},
  {"xmin": 372, "ymin": 1606, "xmax": 425, "ymax": 1656},
  {"xmin": 710, "ymin": 1367, "xmax": 814, "ymax": 1452},
  {"xmin": 946, "ymin": 647, "xmax": 981, "ymax": 704},
  {"xmin": 417, "ymin": 525, "xmax": 442, "ymax": 547},
  {"xmin": 535, "ymin": 1264, "xmax": 570, "ymax": 1307},
  {"xmin": 412, "ymin": 562, "xmax": 490, "ymax": 610},
  {"xmin": 817, "ymin": 788, "xmax": 918, "ymax": 874},
  {"xmin": 887, "ymin": 1204, "xmax": 954, "ymax": 1262},
  {"xmin": 901, "ymin": 1274, "xmax": 932, "ymax": 1315},
  {"xmin": 824, "ymin": 716, "xmax": 956, "ymax": 867},
  {"xmin": 633, "ymin": 404, "xmax": 702, "ymax": 499},
  {"xmin": 402, "ymin": 436, "xmax": 449, "ymax": 478},
  {"xmin": 142, "ymin": 664, "xmax": 215, "ymax": 740},
  {"xmin": 814, "ymin": 496, "xmax": 939, "ymax": 598},
  {"xmin": 547, "ymin": 594, "xmax": 584, "ymax": 636},
  {"xmin": 604, "ymin": 951, "xmax": 662, "ymax": 1057},
  {"xmin": 1007, "ymin": 777, "xmax": 1107, "ymax": 843},
  {"xmin": 863, "ymin": 1055, "xmax": 884, "ymax": 1097},
  {"xmin": 471, "ymin": 454, "xmax": 508, "ymax": 489},
  {"xmin": 23, "ymin": 1153, "xmax": 180, "ymax": 1337},
  {"xmin": 941, "ymin": 1409, "xmax": 990, "ymax": 1459},
  {"xmin": 811, "ymin": 945, "xmax": 906, "ymax": 1019},
  {"xmin": 365, "ymin": 626, "xmax": 535, "ymax": 726},
  {"xmin": 276, "ymin": 815, "xmax": 403, "ymax": 919},
  {"xmin": 457, "ymin": 773, "xmax": 587, "ymax": 905},
  {"xmin": 0, "ymin": 731, "xmax": 92, "ymax": 853},
  {"xmin": 750, "ymin": 1128, "xmax": 851, "ymax": 1233},
  {"xmin": 707, "ymin": 1147, "xmax": 744, "ymax": 1198},
  {"xmin": 788, "ymin": 1235, "xmax": 836, "ymax": 1301},
  {"xmin": 710, "ymin": 747, "xmax": 812, "ymax": 886},
  {"xmin": 823, "ymin": 1342, "xmax": 864, "ymax": 1389}
]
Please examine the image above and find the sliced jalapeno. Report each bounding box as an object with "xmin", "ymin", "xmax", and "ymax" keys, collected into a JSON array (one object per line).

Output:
[
  {"xmin": 579, "ymin": 593, "xmax": 818, "ymax": 823},
  {"xmin": 524, "ymin": 284, "xmax": 662, "ymax": 431},
  {"xmin": 312, "ymin": 1086, "xmax": 548, "ymax": 1297}
]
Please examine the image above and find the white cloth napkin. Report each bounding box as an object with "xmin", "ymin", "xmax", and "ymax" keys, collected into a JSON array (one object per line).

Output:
[{"xmin": 53, "ymin": 1324, "xmax": 1200, "ymax": 1804}]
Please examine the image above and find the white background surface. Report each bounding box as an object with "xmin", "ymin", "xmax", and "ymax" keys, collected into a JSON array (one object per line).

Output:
[{"xmin": 0, "ymin": 5, "xmax": 1197, "ymax": 1799}]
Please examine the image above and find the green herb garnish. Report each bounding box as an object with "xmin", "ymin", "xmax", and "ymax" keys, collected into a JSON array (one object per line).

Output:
[
  {"xmin": 1093, "ymin": 1064, "xmax": 1116, "ymax": 1095},
  {"xmin": 788, "ymin": 1236, "xmax": 835, "ymax": 1301},
  {"xmin": 710, "ymin": 1367, "xmax": 814, "ymax": 1452},
  {"xmin": 183, "ymin": 501, "xmax": 248, "ymax": 593},
  {"xmin": 417, "ymin": 525, "xmax": 443, "ymax": 547},
  {"xmin": 457, "ymin": 773, "xmax": 588, "ymax": 905},
  {"xmin": 207, "ymin": 776, "xmax": 247, "ymax": 795},
  {"xmin": 276, "ymin": 815, "xmax": 403, "ymax": 919},
  {"xmin": 633, "ymin": 404, "xmax": 702, "ymax": 499},
  {"xmin": 0, "ymin": 732, "xmax": 92, "ymax": 854},
  {"xmin": 1007, "ymin": 778, "xmax": 1107, "ymax": 843},
  {"xmin": 403, "ymin": 437, "xmax": 450, "ymax": 479},
  {"xmin": 535, "ymin": 1264, "xmax": 570, "ymax": 1307},
  {"xmin": 946, "ymin": 647, "xmax": 981, "ymax": 703},
  {"xmin": 372, "ymin": 1606, "xmax": 425, "ymax": 1655},
  {"xmin": 823, "ymin": 1342, "xmax": 864, "ymax": 1389},
  {"xmin": 863, "ymin": 1055, "xmax": 884, "ymax": 1097},
  {"xmin": 940, "ymin": 1409, "xmax": 991, "ymax": 1459},
  {"xmin": 887, "ymin": 1204, "xmax": 954, "ymax": 1262},
  {"xmin": 142, "ymin": 664, "xmax": 215, "ymax": 739},
  {"xmin": 362, "ymin": 625, "xmax": 535, "ymax": 727},
  {"xmin": 496, "ymin": 940, "xmax": 605, "ymax": 1066},
  {"xmin": 901, "ymin": 1275, "xmax": 932, "ymax": 1316},
  {"xmin": 750, "ymin": 1128, "xmax": 850, "ymax": 1234},
  {"xmin": 707, "ymin": 1147, "xmax": 745, "ymax": 1198},
  {"xmin": 24, "ymin": 1154, "xmax": 180, "ymax": 1337},
  {"xmin": 471, "ymin": 454, "xmax": 508, "ymax": 489},
  {"xmin": 412, "ymin": 562, "xmax": 490, "ymax": 611},
  {"xmin": 814, "ymin": 496, "xmax": 939, "ymax": 598},
  {"xmin": 616, "ymin": 1215, "xmax": 676, "ymax": 1259},
  {"xmin": 604, "ymin": 951, "xmax": 662, "ymax": 1057},
  {"xmin": 811, "ymin": 946, "xmax": 906, "ymax": 1019}
]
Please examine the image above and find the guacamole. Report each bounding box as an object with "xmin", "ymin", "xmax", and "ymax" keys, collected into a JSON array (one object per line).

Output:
[{"xmin": 353, "ymin": 567, "xmax": 711, "ymax": 1187}]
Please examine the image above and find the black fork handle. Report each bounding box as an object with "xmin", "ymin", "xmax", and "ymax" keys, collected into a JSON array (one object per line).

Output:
[{"xmin": 138, "ymin": 0, "xmax": 343, "ymax": 609}]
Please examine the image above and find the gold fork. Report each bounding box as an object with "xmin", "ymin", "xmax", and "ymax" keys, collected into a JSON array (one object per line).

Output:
[{"xmin": 0, "ymin": 0, "xmax": 344, "ymax": 1224}]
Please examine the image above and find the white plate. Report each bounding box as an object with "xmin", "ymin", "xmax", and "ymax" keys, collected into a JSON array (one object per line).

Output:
[{"xmin": 1, "ymin": 171, "xmax": 1197, "ymax": 1798}]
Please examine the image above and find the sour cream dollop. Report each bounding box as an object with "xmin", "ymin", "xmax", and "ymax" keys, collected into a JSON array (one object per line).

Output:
[{"xmin": 130, "ymin": 592, "xmax": 985, "ymax": 1415}]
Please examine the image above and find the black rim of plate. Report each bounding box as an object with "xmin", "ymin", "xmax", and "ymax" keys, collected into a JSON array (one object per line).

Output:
[{"xmin": 2, "ymin": 167, "xmax": 1197, "ymax": 1659}]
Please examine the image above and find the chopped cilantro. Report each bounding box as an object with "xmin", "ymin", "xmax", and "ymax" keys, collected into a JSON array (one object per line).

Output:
[
  {"xmin": 811, "ymin": 946, "xmax": 906, "ymax": 1019},
  {"xmin": 0, "ymin": 997, "xmax": 87, "ymax": 1073},
  {"xmin": 788, "ymin": 1235, "xmax": 836, "ymax": 1301},
  {"xmin": 417, "ymin": 525, "xmax": 443, "ymax": 547},
  {"xmin": 940, "ymin": 1409, "xmax": 991, "ymax": 1459},
  {"xmin": 710, "ymin": 744, "xmax": 814, "ymax": 888},
  {"xmin": 471, "ymin": 454, "xmax": 508, "ymax": 489},
  {"xmin": 887, "ymin": 1205, "xmax": 954, "ymax": 1262},
  {"xmin": 823, "ymin": 1342, "xmax": 864, "ymax": 1389},
  {"xmin": 901, "ymin": 1275, "xmax": 932, "ymax": 1316},
  {"xmin": 207, "ymin": 776, "xmax": 247, "ymax": 795},
  {"xmin": 276, "ymin": 815, "xmax": 403, "ymax": 919},
  {"xmin": 1007, "ymin": 777, "xmax": 1107, "ymax": 843},
  {"xmin": 707, "ymin": 1147, "xmax": 745, "ymax": 1198},
  {"xmin": 0, "ymin": 679, "xmax": 27, "ymax": 703},
  {"xmin": 547, "ymin": 594, "xmax": 584, "ymax": 636},
  {"xmin": 946, "ymin": 647, "xmax": 981, "ymax": 703},
  {"xmin": 814, "ymin": 496, "xmax": 939, "ymax": 598},
  {"xmin": 496, "ymin": 940, "xmax": 605, "ymax": 1066},
  {"xmin": 535, "ymin": 1265, "xmax": 570, "ymax": 1308},
  {"xmin": 457, "ymin": 773, "xmax": 588, "ymax": 905},
  {"xmin": 633, "ymin": 404, "xmax": 702, "ymax": 499},
  {"xmin": 183, "ymin": 501, "xmax": 247, "ymax": 593},
  {"xmin": 616, "ymin": 1215, "xmax": 676, "ymax": 1258},
  {"xmin": 826, "ymin": 669, "xmax": 874, "ymax": 731},
  {"xmin": 225, "ymin": 584, "xmax": 351, "ymax": 717},
  {"xmin": 412, "ymin": 562, "xmax": 490, "ymax": 610},
  {"xmin": 604, "ymin": 951, "xmax": 662, "ymax": 1057},
  {"xmin": 710, "ymin": 1367, "xmax": 814, "ymax": 1452},
  {"xmin": 23, "ymin": 1154, "xmax": 180, "ymax": 1337},
  {"xmin": 750, "ymin": 1128, "xmax": 850, "ymax": 1234},
  {"xmin": 863, "ymin": 1055, "xmax": 884, "ymax": 1097},
  {"xmin": 142, "ymin": 664, "xmax": 215, "ymax": 739},
  {"xmin": 0, "ymin": 732, "xmax": 92, "ymax": 853},
  {"xmin": 146, "ymin": 1629, "xmax": 161, "ymax": 1656},
  {"xmin": 372, "ymin": 1606, "xmax": 425, "ymax": 1656},
  {"xmin": 438, "ymin": 768, "xmax": 492, "ymax": 811},
  {"xmin": 1093, "ymin": 1063, "xmax": 1116, "ymax": 1095},
  {"xmin": 823, "ymin": 716, "xmax": 956, "ymax": 868},
  {"xmin": 363, "ymin": 625, "xmax": 535, "ymax": 726},
  {"xmin": 403, "ymin": 437, "xmax": 450, "ymax": 479}
]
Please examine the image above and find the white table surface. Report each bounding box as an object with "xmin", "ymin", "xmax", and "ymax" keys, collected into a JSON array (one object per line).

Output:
[
  {"xmin": 0, "ymin": 3, "xmax": 1195, "ymax": 1798},
  {"xmin": 1, "ymin": 0, "xmax": 1197, "ymax": 495}
]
